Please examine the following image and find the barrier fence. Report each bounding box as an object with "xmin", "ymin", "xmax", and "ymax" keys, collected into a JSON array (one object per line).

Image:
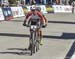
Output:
[
  {"xmin": 11, "ymin": 7, "xmax": 25, "ymax": 18},
  {"xmin": 0, "ymin": 8, "xmax": 4, "ymax": 21},
  {"xmin": 0, "ymin": 5, "xmax": 74, "ymax": 21},
  {"xmin": 2, "ymin": 7, "xmax": 13, "ymax": 20},
  {"xmin": 22, "ymin": 5, "xmax": 73, "ymax": 14}
]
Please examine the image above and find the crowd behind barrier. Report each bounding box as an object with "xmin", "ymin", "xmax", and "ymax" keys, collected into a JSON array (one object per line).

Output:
[
  {"xmin": 0, "ymin": 4, "xmax": 75, "ymax": 21},
  {"xmin": 20, "ymin": 0, "xmax": 69, "ymax": 5}
]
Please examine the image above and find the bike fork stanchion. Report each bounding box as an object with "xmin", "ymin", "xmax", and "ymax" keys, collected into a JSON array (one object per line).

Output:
[
  {"xmin": 30, "ymin": 32, "xmax": 33, "ymax": 55},
  {"xmin": 36, "ymin": 39, "xmax": 39, "ymax": 52},
  {"xmin": 29, "ymin": 25, "xmax": 41, "ymax": 55},
  {"xmin": 72, "ymin": 1, "xmax": 75, "ymax": 14},
  {"xmin": 30, "ymin": 32, "xmax": 35, "ymax": 55},
  {"xmin": 36, "ymin": 32, "xmax": 39, "ymax": 52}
]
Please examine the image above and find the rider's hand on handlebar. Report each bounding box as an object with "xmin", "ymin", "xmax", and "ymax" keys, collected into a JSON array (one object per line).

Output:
[
  {"xmin": 23, "ymin": 23, "xmax": 26, "ymax": 26},
  {"xmin": 42, "ymin": 23, "xmax": 47, "ymax": 28},
  {"xmin": 23, "ymin": 23, "xmax": 30, "ymax": 27}
]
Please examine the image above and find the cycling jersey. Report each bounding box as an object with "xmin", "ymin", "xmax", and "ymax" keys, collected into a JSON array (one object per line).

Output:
[
  {"xmin": 38, "ymin": 11, "xmax": 47, "ymax": 24},
  {"xmin": 25, "ymin": 11, "xmax": 45, "ymax": 24}
]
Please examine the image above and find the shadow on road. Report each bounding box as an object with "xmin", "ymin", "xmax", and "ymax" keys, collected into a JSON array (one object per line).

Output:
[
  {"xmin": 0, "ymin": 32, "xmax": 75, "ymax": 39},
  {"xmin": 65, "ymin": 41, "xmax": 75, "ymax": 59},
  {"xmin": 0, "ymin": 33, "xmax": 29, "ymax": 37},
  {"xmin": 48, "ymin": 21, "xmax": 75, "ymax": 24},
  {"xmin": 43, "ymin": 33, "xmax": 75, "ymax": 39},
  {"xmin": 0, "ymin": 51, "xmax": 30, "ymax": 55},
  {"xmin": 8, "ymin": 20, "xmax": 75, "ymax": 24},
  {"xmin": 0, "ymin": 48, "xmax": 30, "ymax": 56},
  {"xmin": 9, "ymin": 20, "xmax": 24, "ymax": 22},
  {"xmin": 8, "ymin": 48, "xmax": 29, "ymax": 51}
]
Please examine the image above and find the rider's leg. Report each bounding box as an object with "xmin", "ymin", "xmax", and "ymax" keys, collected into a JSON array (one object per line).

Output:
[
  {"xmin": 28, "ymin": 30, "xmax": 32, "ymax": 50},
  {"xmin": 38, "ymin": 29, "xmax": 43, "ymax": 45},
  {"xmin": 39, "ymin": 30, "xmax": 43, "ymax": 45}
]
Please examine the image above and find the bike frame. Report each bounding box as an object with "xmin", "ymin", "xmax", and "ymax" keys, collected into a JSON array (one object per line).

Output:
[{"xmin": 30, "ymin": 25, "xmax": 39, "ymax": 55}]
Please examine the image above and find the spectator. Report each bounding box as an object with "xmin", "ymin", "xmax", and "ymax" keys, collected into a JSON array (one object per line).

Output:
[
  {"xmin": 26, "ymin": 0, "xmax": 30, "ymax": 5},
  {"xmin": 40, "ymin": 0, "xmax": 43, "ymax": 4},
  {"xmin": 35, "ymin": 0, "xmax": 41, "ymax": 5},
  {"xmin": 55, "ymin": 0, "xmax": 60, "ymax": 5},
  {"xmin": 46, "ymin": 0, "xmax": 51, "ymax": 5},
  {"xmin": 61, "ymin": 0, "xmax": 67, "ymax": 5},
  {"xmin": 46, "ymin": 0, "xmax": 55, "ymax": 5},
  {"xmin": 43, "ymin": 0, "xmax": 47, "ymax": 4},
  {"xmin": 68, "ymin": 0, "xmax": 74, "ymax": 5},
  {"xmin": 30, "ymin": 0, "xmax": 36, "ymax": 5}
]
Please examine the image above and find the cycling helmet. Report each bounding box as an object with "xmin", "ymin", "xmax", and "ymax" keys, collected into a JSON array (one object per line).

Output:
[
  {"xmin": 36, "ymin": 7, "xmax": 41, "ymax": 11},
  {"xmin": 30, "ymin": 5, "xmax": 36, "ymax": 11}
]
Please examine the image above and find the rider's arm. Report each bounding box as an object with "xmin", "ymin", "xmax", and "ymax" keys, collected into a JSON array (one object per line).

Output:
[
  {"xmin": 23, "ymin": 12, "xmax": 32, "ymax": 26},
  {"xmin": 43, "ymin": 15, "xmax": 48, "ymax": 24},
  {"xmin": 25, "ymin": 12, "xmax": 32, "ymax": 20},
  {"xmin": 37, "ymin": 12, "xmax": 45, "ymax": 24},
  {"xmin": 40, "ymin": 12, "xmax": 48, "ymax": 24},
  {"xmin": 24, "ymin": 12, "xmax": 32, "ymax": 23}
]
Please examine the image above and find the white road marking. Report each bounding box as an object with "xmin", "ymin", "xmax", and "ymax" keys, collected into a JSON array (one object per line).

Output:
[{"xmin": 71, "ymin": 52, "xmax": 75, "ymax": 59}]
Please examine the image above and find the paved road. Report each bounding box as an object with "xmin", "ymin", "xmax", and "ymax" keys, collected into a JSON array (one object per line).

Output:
[{"xmin": 0, "ymin": 13, "xmax": 75, "ymax": 59}]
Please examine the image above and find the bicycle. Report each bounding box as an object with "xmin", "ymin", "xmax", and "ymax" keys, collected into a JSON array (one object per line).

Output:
[
  {"xmin": 72, "ymin": 1, "xmax": 75, "ymax": 13},
  {"xmin": 23, "ymin": 15, "xmax": 46, "ymax": 55},
  {"xmin": 30, "ymin": 24, "xmax": 40, "ymax": 55},
  {"xmin": 26, "ymin": 17, "xmax": 42, "ymax": 55}
]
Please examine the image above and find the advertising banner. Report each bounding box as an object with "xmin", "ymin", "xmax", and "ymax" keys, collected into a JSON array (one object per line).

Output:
[
  {"xmin": 26, "ymin": 5, "xmax": 47, "ymax": 14},
  {"xmin": 2, "ymin": 7, "xmax": 13, "ymax": 20},
  {"xmin": 52, "ymin": 5, "xmax": 72, "ymax": 13},
  {"xmin": 26, "ymin": 6, "xmax": 32, "ymax": 12},
  {"xmin": 11, "ymin": 7, "xmax": 25, "ymax": 18},
  {"xmin": 0, "ymin": 8, "xmax": 4, "ymax": 21}
]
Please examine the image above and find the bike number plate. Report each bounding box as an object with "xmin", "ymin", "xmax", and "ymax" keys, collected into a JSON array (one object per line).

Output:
[{"xmin": 30, "ymin": 25, "xmax": 37, "ymax": 29}]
